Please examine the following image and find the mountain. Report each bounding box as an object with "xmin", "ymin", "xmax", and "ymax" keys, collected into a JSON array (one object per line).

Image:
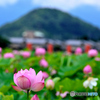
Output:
[{"xmin": 0, "ymin": 8, "xmax": 100, "ymax": 40}]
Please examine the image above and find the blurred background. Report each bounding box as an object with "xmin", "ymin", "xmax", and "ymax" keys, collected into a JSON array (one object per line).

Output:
[{"xmin": 0, "ymin": 0, "xmax": 100, "ymax": 51}]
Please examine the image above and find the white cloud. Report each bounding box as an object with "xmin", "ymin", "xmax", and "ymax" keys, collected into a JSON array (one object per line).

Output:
[
  {"xmin": 32, "ymin": 0, "xmax": 100, "ymax": 11},
  {"xmin": 0, "ymin": 0, "xmax": 18, "ymax": 6}
]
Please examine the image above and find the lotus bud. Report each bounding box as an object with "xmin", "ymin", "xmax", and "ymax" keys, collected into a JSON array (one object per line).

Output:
[
  {"xmin": 46, "ymin": 79, "xmax": 54, "ymax": 90},
  {"xmin": 5, "ymin": 69, "xmax": 9, "ymax": 73},
  {"xmin": 75, "ymin": 47, "xmax": 82, "ymax": 55},
  {"xmin": 83, "ymin": 65, "xmax": 92, "ymax": 74},
  {"xmin": 0, "ymin": 47, "xmax": 2, "ymax": 53},
  {"xmin": 42, "ymin": 72, "xmax": 49, "ymax": 79},
  {"xmin": 40, "ymin": 59, "xmax": 48, "ymax": 68},
  {"xmin": 88, "ymin": 49, "xmax": 98, "ymax": 57},
  {"xmin": 51, "ymin": 69, "xmax": 57, "ymax": 75},
  {"xmin": 35, "ymin": 47, "xmax": 46, "ymax": 56},
  {"xmin": 31, "ymin": 94, "xmax": 39, "ymax": 100},
  {"xmin": 17, "ymin": 76, "xmax": 31, "ymax": 89}
]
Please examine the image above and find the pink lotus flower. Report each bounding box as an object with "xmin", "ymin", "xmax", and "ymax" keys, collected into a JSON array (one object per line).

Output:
[
  {"xmin": 56, "ymin": 91, "xmax": 69, "ymax": 98},
  {"xmin": 21, "ymin": 51, "xmax": 31, "ymax": 58},
  {"xmin": 46, "ymin": 79, "xmax": 54, "ymax": 90},
  {"xmin": 13, "ymin": 50, "xmax": 19, "ymax": 55},
  {"xmin": 75, "ymin": 47, "xmax": 82, "ymax": 55},
  {"xmin": 5, "ymin": 69, "xmax": 9, "ymax": 73},
  {"xmin": 4, "ymin": 53, "xmax": 14, "ymax": 58},
  {"xmin": 35, "ymin": 48, "xmax": 46, "ymax": 56},
  {"xmin": 31, "ymin": 94, "xmax": 39, "ymax": 100},
  {"xmin": 83, "ymin": 65, "xmax": 92, "ymax": 74},
  {"xmin": 0, "ymin": 47, "xmax": 2, "ymax": 53},
  {"xmin": 95, "ymin": 57, "xmax": 100, "ymax": 61},
  {"xmin": 42, "ymin": 72, "xmax": 49, "ymax": 79},
  {"xmin": 88, "ymin": 49, "xmax": 98, "ymax": 57},
  {"xmin": 51, "ymin": 69, "xmax": 57, "ymax": 75},
  {"xmin": 40, "ymin": 59, "xmax": 48, "ymax": 68},
  {"xmin": 12, "ymin": 68, "xmax": 44, "ymax": 92}
]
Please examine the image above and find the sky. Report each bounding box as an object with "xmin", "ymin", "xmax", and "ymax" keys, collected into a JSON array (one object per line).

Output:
[{"xmin": 0, "ymin": 0, "xmax": 100, "ymax": 28}]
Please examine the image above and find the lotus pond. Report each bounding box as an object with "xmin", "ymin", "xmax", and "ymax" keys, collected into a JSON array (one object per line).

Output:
[{"xmin": 0, "ymin": 48, "xmax": 100, "ymax": 100}]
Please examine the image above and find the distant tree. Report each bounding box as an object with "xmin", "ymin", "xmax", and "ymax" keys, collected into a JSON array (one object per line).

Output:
[
  {"xmin": 80, "ymin": 35, "xmax": 89, "ymax": 40},
  {"xmin": 0, "ymin": 36, "xmax": 10, "ymax": 48}
]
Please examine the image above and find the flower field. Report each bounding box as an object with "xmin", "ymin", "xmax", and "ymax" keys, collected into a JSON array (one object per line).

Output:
[{"xmin": 0, "ymin": 47, "xmax": 100, "ymax": 100}]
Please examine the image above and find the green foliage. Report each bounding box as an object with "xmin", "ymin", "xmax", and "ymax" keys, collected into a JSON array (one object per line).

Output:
[
  {"xmin": 0, "ymin": 92, "xmax": 14, "ymax": 100},
  {"xmin": 0, "ymin": 8, "xmax": 100, "ymax": 40},
  {"xmin": 87, "ymin": 96, "xmax": 100, "ymax": 100},
  {"xmin": 55, "ymin": 78, "xmax": 85, "ymax": 92},
  {"xmin": 0, "ymin": 72, "xmax": 13, "ymax": 93},
  {"xmin": 0, "ymin": 49, "xmax": 100, "ymax": 100}
]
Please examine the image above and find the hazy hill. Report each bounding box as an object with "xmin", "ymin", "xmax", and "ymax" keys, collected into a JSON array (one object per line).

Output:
[{"xmin": 0, "ymin": 8, "xmax": 100, "ymax": 40}]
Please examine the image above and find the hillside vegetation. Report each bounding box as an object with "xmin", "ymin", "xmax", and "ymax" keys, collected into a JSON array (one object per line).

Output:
[{"xmin": 0, "ymin": 8, "xmax": 100, "ymax": 40}]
